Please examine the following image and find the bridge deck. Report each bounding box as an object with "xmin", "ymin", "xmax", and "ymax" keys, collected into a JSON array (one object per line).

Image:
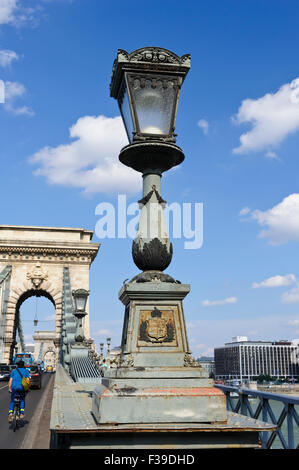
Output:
[{"xmin": 50, "ymin": 365, "xmax": 275, "ymax": 448}]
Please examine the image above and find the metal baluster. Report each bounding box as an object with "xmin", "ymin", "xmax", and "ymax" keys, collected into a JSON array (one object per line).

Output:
[
  {"xmin": 287, "ymin": 404, "xmax": 294, "ymax": 449},
  {"xmin": 261, "ymin": 398, "xmax": 269, "ymax": 449},
  {"xmin": 265, "ymin": 400, "xmax": 287, "ymax": 449},
  {"xmin": 240, "ymin": 391, "xmax": 247, "ymax": 416}
]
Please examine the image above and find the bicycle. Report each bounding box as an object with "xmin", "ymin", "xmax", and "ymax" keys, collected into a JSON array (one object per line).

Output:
[{"xmin": 10, "ymin": 391, "xmax": 22, "ymax": 432}]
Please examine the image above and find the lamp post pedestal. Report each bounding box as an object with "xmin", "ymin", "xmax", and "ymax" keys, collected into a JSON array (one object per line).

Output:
[{"xmin": 92, "ymin": 279, "xmax": 226, "ymax": 424}]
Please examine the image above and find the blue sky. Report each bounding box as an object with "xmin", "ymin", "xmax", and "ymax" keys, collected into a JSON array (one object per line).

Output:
[{"xmin": 1, "ymin": 0, "xmax": 299, "ymax": 357}]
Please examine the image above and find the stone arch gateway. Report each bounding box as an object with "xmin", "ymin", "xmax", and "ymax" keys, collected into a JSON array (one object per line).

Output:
[{"xmin": 0, "ymin": 225, "xmax": 100, "ymax": 364}]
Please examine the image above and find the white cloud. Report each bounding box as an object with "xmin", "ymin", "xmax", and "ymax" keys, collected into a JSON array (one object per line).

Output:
[
  {"xmin": 251, "ymin": 193, "xmax": 299, "ymax": 245},
  {"xmin": 239, "ymin": 206, "xmax": 250, "ymax": 216},
  {"xmin": 192, "ymin": 345, "xmax": 214, "ymax": 357},
  {"xmin": 186, "ymin": 314, "xmax": 299, "ymax": 353},
  {"xmin": 7, "ymin": 104, "xmax": 33, "ymax": 115},
  {"xmin": 4, "ymin": 80, "xmax": 24, "ymax": 100},
  {"xmin": 202, "ymin": 297, "xmax": 237, "ymax": 307},
  {"xmin": 44, "ymin": 314, "xmax": 56, "ymax": 321},
  {"xmin": 192, "ymin": 343, "xmax": 205, "ymax": 349},
  {"xmin": 0, "ymin": 0, "xmax": 76, "ymax": 31},
  {"xmin": 0, "ymin": 0, "xmax": 17, "ymax": 25},
  {"xmin": 23, "ymin": 334, "xmax": 33, "ymax": 341},
  {"xmin": 198, "ymin": 119, "xmax": 209, "ymax": 135},
  {"xmin": 93, "ymin": 329, "xmax": 113, "ymax": 336},
  {"xmin": 281, "ymin": 285, "xmax": 299, "ymax": 304},
  {"xmin": 0, "ymin": 1, "xmax": 57, "ymax": 29},
  {"xmin": 252, "ymin": 274, "xmax": 297, "ymax": 289},
  {"xmin": 29, "ymin": 114, "xmax": 141, "ymax": 195},
  {"xmin": 0, "ymin": 49, "xmax": 18, "ymax": 67},
  {"xmin": 232, "ymin": 78, "xmax": 299, "ymax": 154},
  {"xmin": 3, "ymin": 80, "xmax": 34, "ymax": 115},
  {"xmin": 265, "ymin": 150, "xmax": 280, "ymax": 161}
]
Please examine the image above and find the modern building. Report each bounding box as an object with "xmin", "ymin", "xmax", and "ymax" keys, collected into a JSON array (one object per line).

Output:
[
  {"xmin": 214, "ymin": 337, "xmax": 299, "ymax": 380},
  {"xmin": 197, "ymin": 356, "xmax": 215, "ymax": 377}
]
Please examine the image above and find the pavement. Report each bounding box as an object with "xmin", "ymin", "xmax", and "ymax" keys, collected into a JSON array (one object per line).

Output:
[{"xmin": 20, "ymin": 373, "xmax": 55, "ymax": 449}]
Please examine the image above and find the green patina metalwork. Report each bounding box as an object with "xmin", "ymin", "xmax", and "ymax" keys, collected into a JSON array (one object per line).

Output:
[
  {"xmin": 60, "ymin": 267, "xmax": 101, "ymax": 382},
  {"xmin": 0, "ymin": 265, "xmax": 12, "ymax": 362}
]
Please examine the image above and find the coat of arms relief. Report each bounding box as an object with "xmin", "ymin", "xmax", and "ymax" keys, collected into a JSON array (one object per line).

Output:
[
  {"xmin": 27, "ymin": 262, "xmax": 48, "ymax": 288},
  {"xmin": 138, "ymin": 307, "xmax": 177, "ymax": 346}
]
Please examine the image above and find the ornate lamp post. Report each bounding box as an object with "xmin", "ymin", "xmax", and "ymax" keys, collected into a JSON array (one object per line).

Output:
[
  {"xmin": 92, "ymin": 47, "xmax": 226, "ymax": 428},
  {"xmin": 72, "ymin": 289, "xmax": 89, "ymax": 343},
  {"xmin": 99, "ymin": 342, "xmax": 104, "ymax": 360},
  {"xmin": 34, "ymin": 297, "xmax": 38, "ymax": 327},
  {"xmin": 106, "ymin": 337, "xmax": 111, "ymax": 355}
]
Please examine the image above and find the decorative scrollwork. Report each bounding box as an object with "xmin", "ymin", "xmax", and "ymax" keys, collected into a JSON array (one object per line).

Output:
[
  {"xmin": 0, "ymin": 246, "xmax": 98, "ymax": 261},
  {"xmin": 120, "ymin": 353, "xmax": 134, "ymax": 368},
  {"xmin": 26, "ymin": 262, "xmax": 48, "ymax": 288},
  {"xmin": 138, "ymin": 308, "xmax": 176, "ymax": 345},
  {"xmin": 128, "ymin": 48, "xmax": 189, "ymax": 67},
  {"xmin": 129, "ymin": 271, "xmax": 179, "ymax": 284},
  {"xmin": 184, "ymin": 353, "xmax": 201, "ymax": 368},
  {"xmin": 138, "ymin": 185, "xmax": 166, "ymax": 207},
  {"xmin": 132, "ymin": 237, "xmax": 173, "ymax": 272}
]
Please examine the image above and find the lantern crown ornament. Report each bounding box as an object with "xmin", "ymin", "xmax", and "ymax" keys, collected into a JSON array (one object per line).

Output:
[{"xmin": 110, "ymin": 47, "xmax": 190, "ymax": 145}]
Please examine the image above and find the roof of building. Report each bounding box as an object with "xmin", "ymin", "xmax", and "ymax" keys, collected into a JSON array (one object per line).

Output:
[{"xmin": 197, "ymin": 356, "xmax": 214, "ymax": 362}]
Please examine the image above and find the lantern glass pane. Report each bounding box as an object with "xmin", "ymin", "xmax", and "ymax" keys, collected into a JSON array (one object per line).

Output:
[
  {"xmin": 133, "ymin": 78, "xmax": 175, "ymax": 136},
  {"xmin": 119, "ymin": 86, "xmax": 134, "ymax": 143},
  {"xmin": 75, "ymin": 295, "xmax": 86, "ymax": 311}
]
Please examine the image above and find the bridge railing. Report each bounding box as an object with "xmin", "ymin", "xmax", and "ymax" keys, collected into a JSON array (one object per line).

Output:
[{"xmin": 215, "ymin": 384, "xmax": 299, "ymax": 449}]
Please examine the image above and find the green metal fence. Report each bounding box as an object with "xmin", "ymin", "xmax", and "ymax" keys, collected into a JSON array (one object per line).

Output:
[{"xmin": 216, "ymin": 384, "xmax": 299, "ymax": 449}]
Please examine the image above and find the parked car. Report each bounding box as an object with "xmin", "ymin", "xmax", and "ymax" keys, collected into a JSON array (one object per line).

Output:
[
  {"xmin": 0, "ymin": 365, "xmax": 11, "ymax": 381},
  {"xmin": 29, "ymin": 365, "xmax": 42, "ymax": 389}
]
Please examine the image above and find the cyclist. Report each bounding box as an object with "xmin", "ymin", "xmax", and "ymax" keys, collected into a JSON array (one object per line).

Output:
[{"xmin": 8, "ymin": 360, "xmax": 30, "ymax": 422}]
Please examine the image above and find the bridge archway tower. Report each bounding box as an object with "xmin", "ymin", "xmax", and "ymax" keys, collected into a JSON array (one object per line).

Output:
[{"xmin": 0, "ymin": 225, "xmax": 100, "ymax": 364}]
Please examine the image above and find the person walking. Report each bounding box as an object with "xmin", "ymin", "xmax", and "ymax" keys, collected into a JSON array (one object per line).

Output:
[
  {"xmin": 99, "ymin": 358, "xmax": 109, "ymax": 377},
  {"xmin": 8, "ymin": 360, "xmax": 30, "ymax": 422}
]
